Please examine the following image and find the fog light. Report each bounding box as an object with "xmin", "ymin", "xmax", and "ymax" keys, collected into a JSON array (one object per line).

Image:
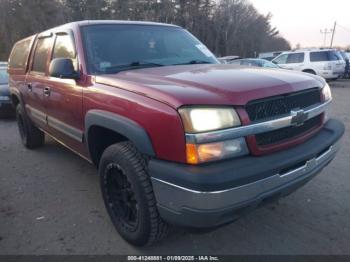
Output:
[{"xmin": 186, "ymin": 138, "xmax": 248, "ymax": 164}]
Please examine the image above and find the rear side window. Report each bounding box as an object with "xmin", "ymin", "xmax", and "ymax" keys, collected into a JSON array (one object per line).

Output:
[
  {"xmin": 310, "ymin": 51, "xmax": 341, "ymax": 62},
  {"xmin": 286, "ymin": 53, "xmax": 304, "ymax": 63},
  {"xmin": 32, "ymin": 37, "xmax": 53, "ymax": 73},
  {"xmin": 9, "ymin": 38, "xmax": 32, "ymax": 69}
]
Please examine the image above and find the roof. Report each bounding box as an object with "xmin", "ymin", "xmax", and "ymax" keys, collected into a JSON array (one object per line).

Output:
[{"xmin": 52, "ymin": 20, "xmax": 180, "ymax": 31}]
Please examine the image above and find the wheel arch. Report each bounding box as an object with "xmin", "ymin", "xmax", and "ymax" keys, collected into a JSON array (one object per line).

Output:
[
  {"xmin": 302, "ymin": 69, "xmax": 317, "ymax": 75},
  {"xmin": 85, "ymin": 110, "xmax": 155, "ymax": 166}
]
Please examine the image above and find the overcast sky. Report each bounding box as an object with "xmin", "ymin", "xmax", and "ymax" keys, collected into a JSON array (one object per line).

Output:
[{"xmin": 249, "ymin": 0, "xmax": 350, "ymax": 48}]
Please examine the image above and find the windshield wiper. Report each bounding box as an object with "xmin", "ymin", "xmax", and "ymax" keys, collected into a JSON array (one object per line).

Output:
[
  {"xmin": 103, "ymin": 61, "xmax": 165, "ymax": 73},
  {"xmin": 172, "ymin": 60, "xmax": 213, "ymax": 66}
]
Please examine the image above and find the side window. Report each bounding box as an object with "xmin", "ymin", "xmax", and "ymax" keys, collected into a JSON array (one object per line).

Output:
[
  {"xmin": 52, "ymin": 34, "xmax": 77, "ymax": 70},
  {"xmin": 273, "ymin": 54, "xmax": 288, "ymax": 64},
  {"xmin": 286, "ymin": 53, "xmax": 304, "ymax": 63},
  {"xmin": 52, "ymin": 34, "xmax": 76, "ymax": 60},
  {"xmin": 310, "ymin": 52, "xmax": 328, "ymax": 62},
  {"xmin": 32, "ymin": 37, "xmax": 53, "ymax": 73},
  {"xmin": 328, "ymin": 51, "xmax": 341, "ymax": 61},
  {"xmin": 9, "ymin": 38, "xmax": 32, "ymax": 69}
]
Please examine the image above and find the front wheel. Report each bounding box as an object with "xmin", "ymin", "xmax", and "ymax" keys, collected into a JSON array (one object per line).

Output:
[{"xmin": 99, "ymin": 141, "xmax": 168, "ymax": 246}]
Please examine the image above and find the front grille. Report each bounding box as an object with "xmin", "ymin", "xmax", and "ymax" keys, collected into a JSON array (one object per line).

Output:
[
  {"xmin": 255, "ymin": 115, "xmax": 322, "ymax": 146},
  {"xmin": 245, "ymin": 88, "xmax": 321, "ymax": 122}
]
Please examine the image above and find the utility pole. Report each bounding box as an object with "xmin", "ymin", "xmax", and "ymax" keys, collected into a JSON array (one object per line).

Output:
[
  {"xmin": 330, "ymin": 21, "xmax": 337, "ymax": 48},
  {"xmin": 320, "ymin": 28, "xmax": 333, "ymax": 47}
]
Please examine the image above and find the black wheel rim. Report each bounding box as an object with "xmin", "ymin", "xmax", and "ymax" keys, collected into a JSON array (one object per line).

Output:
[{"xmin": 105, "ymin": 163, "xmax": 139, "ymax": 232}]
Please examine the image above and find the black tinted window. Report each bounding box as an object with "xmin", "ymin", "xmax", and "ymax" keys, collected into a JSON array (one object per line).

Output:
[
  {"xmin": 310, "ymin": 51, "xmax": 341, "ymax": 62},
  {"xmin": 310, "ymin": 51, "xmax": 328, "ymax": 62},
  {"xmin": 32, "ymin": 37, "xmax": 53, "ymax": 73},
  {"xmin": 52, "ymin": 34, "xmax": 76, "ymax": 60},
  {"xmin": 9, "ymin": 38, "xmax": 32, "ymax": 69},
  {"xmin": 286, "ymin": 53, "xmax": 304, "ymax": 63}
]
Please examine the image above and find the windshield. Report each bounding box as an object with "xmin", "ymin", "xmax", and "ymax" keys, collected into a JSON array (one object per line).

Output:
[
  {"xmin": 0, "ymin": 69, "xmax": 9, "ymax": 84},
  {"xmin": 81, "ymin": 24, "xmax": 218, "ymax": 74}
]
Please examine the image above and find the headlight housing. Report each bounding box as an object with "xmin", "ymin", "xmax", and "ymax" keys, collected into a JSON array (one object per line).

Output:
[
  {"xmin": 321, "ymin": 83, "xmax": 332, "ymax": 101},
  {"xmin": 178, "ymin": 107, "xmax": 241, "ymax": 133},
  {"xmin": 179, "ymin": 107, "xmax": 248, "ymax": 164}
]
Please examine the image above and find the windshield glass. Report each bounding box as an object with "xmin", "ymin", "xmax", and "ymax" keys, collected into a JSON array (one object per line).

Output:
[
  {"xmin": 0, "ymin": 69, "xmax": 9, "ymax": 84},
  {"xmin": 81, "ymin": 24, "xmax": 218, "ymax": 74}
]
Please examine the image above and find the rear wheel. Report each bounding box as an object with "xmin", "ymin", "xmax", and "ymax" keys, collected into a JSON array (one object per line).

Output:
[
  {"xmin": 99, "ymin": 141, "xmax": 168, "ymax": 246},
  {"xmin": 16, "ymin": 104, "xmax": 45, "ymax": 149}
]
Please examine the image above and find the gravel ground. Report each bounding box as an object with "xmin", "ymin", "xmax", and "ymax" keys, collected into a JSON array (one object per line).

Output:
[{"xmin": 0, "ymin": 80, "xmax": 349, "ymax": 255}]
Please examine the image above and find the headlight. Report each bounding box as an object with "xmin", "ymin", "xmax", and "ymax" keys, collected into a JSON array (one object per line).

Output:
[
  {"xmin": 179, "ymin": 107, "xmax": 248, "ymax": 164},
  {"xmin": 321, "ymin": 83, "xmax": 332, "ymax": 101},
  {"xmin": 178, "ymin": 107, "xmax": 241, "ymax": 133}
]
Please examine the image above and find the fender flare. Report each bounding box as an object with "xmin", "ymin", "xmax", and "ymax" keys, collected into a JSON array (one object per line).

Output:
[{"xmin": 85, "ymin": 110, "xmax": 155, "ymax": 157}]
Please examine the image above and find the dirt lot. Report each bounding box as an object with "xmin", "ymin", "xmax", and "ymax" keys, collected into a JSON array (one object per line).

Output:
[{"xmin": 0, "ymin": 80, "xmax": 349, "ymax": 255}]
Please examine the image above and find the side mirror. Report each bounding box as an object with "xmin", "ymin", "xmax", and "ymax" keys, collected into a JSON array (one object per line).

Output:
[
  {"xmin": 49, "ymin": 58, "xmax": 79, "ymax": 79},
  {"xmin": 272, "ymin": 60, "xmax": 278, "ymax": 64}
]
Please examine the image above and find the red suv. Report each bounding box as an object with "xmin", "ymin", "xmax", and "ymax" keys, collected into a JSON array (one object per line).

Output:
[{"xmin": 8, "ymin": 21, "xmax": 344, "ymax": 246}]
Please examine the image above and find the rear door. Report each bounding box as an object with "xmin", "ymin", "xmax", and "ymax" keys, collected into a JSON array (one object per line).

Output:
[
  {"xmin": 44, "ymin": 31, "xmax": 84, "ymax": 147},
  {"xmin": 25, "ymin": 33, "xmax": 54, "ymax": 129}
]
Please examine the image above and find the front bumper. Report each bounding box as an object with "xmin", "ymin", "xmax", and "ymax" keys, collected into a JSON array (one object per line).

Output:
[{"xmin": 149, "ymin": 119, "xmax": 344, "ymax": 228}]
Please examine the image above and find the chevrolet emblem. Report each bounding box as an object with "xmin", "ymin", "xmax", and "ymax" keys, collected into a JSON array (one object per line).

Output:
[{"xmin": 291, "ymin": 109, "xmax": 308, "ymax": 126}]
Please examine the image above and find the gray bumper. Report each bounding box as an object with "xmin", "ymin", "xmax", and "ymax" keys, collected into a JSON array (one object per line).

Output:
[{"xmin": 149, "ymin": 119, "xmax": 344, "ymax": 228}]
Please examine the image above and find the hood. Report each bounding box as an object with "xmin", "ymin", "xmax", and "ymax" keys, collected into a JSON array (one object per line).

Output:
[{"xmin": 95, "ymin": 64, "xmax": 325, "ymax": 108}]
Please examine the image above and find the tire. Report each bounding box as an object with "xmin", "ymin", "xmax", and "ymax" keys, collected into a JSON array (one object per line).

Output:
[
  {"xmin": 16, "ymin": 104, "xmax": 45, "ymax": 149},
  {"xmin": 99, "ymin": 141, "xmax": 169, "ymax": 246}
]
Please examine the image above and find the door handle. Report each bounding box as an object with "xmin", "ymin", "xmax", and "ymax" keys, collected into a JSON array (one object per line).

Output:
[
  {"xmin": 43, "ymin": 87, "xmax": 51, "ymax": 97},
  {"xmin": 27, "ymin": 83, "xmax": 32, "ymax": 92}
]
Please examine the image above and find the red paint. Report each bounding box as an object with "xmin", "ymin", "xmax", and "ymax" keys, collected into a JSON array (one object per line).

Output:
[{"xmin": 8, "ymin": 21, "xmax": 326, "ymax": 164}]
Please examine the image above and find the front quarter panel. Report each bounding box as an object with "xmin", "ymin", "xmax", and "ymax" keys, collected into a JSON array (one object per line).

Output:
[{"xmin": 83, "ymin": 82, "xmax": 186, "ymax": 163}]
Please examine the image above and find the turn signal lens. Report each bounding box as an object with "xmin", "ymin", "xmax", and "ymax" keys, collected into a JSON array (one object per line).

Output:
[
  {"xmin": 186, "ymin": 143, "xmax": 199, "ymax": 165},
  {"xmin": 186, "ymin": 138, "xmax": 248, "ymax": 164}
]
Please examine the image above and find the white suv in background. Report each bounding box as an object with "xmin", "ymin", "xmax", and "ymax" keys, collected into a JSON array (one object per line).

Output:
[{"xmin": 272, "ymin": 49, "xmax": 345, "ymax": 80}]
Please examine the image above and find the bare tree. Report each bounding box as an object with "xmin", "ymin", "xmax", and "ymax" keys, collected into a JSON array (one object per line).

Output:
[{"xmin": 0, "ymin": 0, "xmax": 291, "ymax": 60}]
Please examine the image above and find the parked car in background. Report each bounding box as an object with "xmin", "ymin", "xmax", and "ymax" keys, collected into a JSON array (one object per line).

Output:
[
  {"xmin": 258, "ymin": 51, "xmax": 284, "ymax": 61},
  {"xmin": 338, "ymin": 50, "xmax": 349, "ymax": 62},
  {"xmin": 272, "ymin": 49, "xmax": 345, "ymax": 80},
  {"xmin": 339, "ymin": 51, "xmax": 350, "ymax": 79},
  {"xmin": 218, "ymin": 55, "xmax": 240, "ymax": 64},
  {"xmin": 0, "ymin": 63, "xmax": 13, "ymax": 117},
  {"xmin": 8, "ymin": 21, "xmax": 344, "ymax": 246},
  {"xmin": 229, "ymin": 58, "xmax": 280, "ymax": 68}
]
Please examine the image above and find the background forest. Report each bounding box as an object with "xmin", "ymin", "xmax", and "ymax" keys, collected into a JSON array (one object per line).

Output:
[{"xmin": 0, "ymin": 0, "xmax": 291, "ymax": 60}]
